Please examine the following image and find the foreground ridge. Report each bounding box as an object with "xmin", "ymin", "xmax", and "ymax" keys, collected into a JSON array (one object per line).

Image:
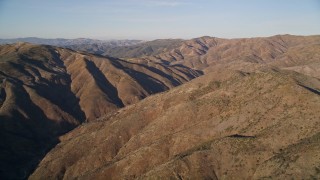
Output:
[{"xmin": 30, "ymin": 69, "xmax": 320, "ymax": 179}]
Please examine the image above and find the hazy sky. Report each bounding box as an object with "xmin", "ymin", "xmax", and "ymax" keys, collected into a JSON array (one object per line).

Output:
[{"xmin": 0, "ymin": 0, "xmax": 319, "ymax": 40}]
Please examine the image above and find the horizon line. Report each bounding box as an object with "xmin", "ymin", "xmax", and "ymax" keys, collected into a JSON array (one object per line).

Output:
[{"xmin": 1, "ymin": 33, "xmax": 320, "ymax": 41}]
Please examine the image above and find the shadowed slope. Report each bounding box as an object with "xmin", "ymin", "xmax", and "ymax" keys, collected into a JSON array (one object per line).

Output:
[
  {"xmin": 85, "ymin": 59, "xmax": 124, "ymax": 107},
  {"xmin": 0, "ymin": 43, "xmax": 201, "ymax": 179}
]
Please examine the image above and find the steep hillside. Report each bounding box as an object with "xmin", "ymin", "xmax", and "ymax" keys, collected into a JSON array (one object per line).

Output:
[
  {"xmin": 0, "ymin": 43, "xmax": 200, "ymax": 179},
  {"xmin": 30, "ymin": 68, "xmax": 320, "ymax": 179}
]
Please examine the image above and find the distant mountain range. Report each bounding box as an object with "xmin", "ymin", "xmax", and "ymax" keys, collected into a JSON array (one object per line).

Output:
[
  {"xmin": 0, "ymin": 37, "xmax": 142, "ymax": 52},
  {"xmin": 0, "ymin": 37, "xmax": 142, "ymax": 46},
  {"xmin": 0, "ymin": 37, "xmax": 185, "ymax": 57}
]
